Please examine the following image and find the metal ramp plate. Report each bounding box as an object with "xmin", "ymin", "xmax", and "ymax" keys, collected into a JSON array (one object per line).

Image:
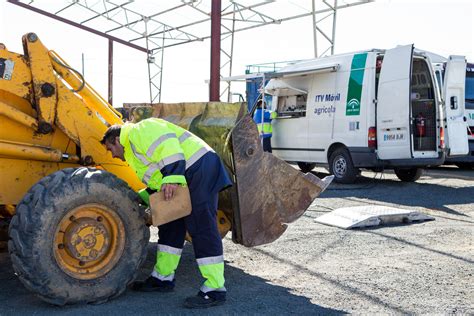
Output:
[{"xmin": 314, "ymin": 205, "xmax": 434, "ymax": 229}]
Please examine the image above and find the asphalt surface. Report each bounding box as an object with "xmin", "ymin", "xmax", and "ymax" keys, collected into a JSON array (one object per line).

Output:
[{"xmin": 0, "ymin": 166, "xmax": 472, "ymax": 315}]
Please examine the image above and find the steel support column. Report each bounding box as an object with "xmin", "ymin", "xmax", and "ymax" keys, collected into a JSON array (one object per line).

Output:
[
  {"xmin": 220, "ymin": 4, "xmax": 236, "ymax": 102},
  {"xmin": 331, "ymin": 0, "xmax": 338, "ymax": 55},
  {"xmin": 312, "ymin": 0, "xmax": 339, "ymax": 58},
  {"xmin": 210, "ymin": 0, "xmax": 222, "ymax": 101},
  {"xmin": 108, "ymin": 39, "xmax": 113, "ymax": 105},
  {"xmin": 145, "ymin": 23, "xmax": 165, "ymax": 103},
  {"xmin": 312, "ymin": 0, "xmax": 318, "ymax": 58}
]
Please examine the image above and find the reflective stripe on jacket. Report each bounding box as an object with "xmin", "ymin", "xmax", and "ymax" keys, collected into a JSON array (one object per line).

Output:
[
  {"xmin": 253, "ymin": 108, "xmax": 277, "ymax": 138},
  {"xmin": 120, "ymin": 118, "xmax": 214, "ymax": 190}
]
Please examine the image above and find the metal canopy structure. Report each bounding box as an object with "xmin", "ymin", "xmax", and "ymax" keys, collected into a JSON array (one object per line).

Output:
[{"xmin": 8, "ymin": 0, "xmax": 373, "ymax": 104}]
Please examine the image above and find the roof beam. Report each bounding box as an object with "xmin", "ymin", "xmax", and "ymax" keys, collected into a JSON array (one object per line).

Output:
[{"xmin": 6, "ymin": 0, "xmax": 149, "ymax": 53}]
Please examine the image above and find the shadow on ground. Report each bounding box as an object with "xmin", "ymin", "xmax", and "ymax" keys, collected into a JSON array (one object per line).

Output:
[
  {"xmin": 312, "ymin": 169, "xmax": 473, "ymax": 217},
  {"xmin": 0, "ymin": 242, "xmax": 344, "ymax": 315}
]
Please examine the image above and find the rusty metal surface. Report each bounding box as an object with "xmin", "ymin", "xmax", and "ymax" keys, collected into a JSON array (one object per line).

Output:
[
  {"xmin": 124, "ymin": 102, "xmax": 332, "ymax": 247},
  {"xmin": 231, "ymin": 115, "xmax": 332, "ymax": 246}
]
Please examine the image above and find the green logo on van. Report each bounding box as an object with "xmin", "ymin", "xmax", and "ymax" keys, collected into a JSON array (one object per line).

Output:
[
  {"xmin": 347, "ymin": 98, "xmax": 360, "ymax": 112},
  {"xmin": 346, "ymin": 53, "xmax": 368, "ymax": 116}
]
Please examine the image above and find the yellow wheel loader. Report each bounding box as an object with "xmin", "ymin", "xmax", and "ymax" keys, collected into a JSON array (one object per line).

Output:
[{"xmin": 0, "ymin": 33, "xmax": 332, "ymax": 305}]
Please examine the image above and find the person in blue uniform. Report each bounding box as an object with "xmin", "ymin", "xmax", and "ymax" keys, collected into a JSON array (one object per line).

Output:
[
  {"xmin": 253, "ymin": 99, "xmax": 277, "ymax": 152},
  {"xmin": 101, "ymin": 118, "xmax": 232, "ymax": 309}
]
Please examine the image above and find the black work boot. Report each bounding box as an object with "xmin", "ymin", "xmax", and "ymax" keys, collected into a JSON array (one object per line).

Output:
[
  {"xmin": 184, "ymin": 291, "xmax": 226, "ymax": 309},
  {"xmin": 131, "ymin": 276, "xmax": 175, "ymax": 292}
]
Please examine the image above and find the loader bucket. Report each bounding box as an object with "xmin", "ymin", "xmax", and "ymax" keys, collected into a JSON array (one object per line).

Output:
[
  {"xmin": 229, "ymin": 114, "xmax": 333, "ymax": 246},
  {"xmin": 122, "ymin": 102, "xmax": 333, "ymax": 247}
]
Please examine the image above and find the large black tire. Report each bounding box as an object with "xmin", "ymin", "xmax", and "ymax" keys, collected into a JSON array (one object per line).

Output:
[
  {"xmin": 394, "ymin": 167, "xmax": 423, "ymax": 182},
  {"xmin": 455, "ymin": 163, "xmax": 474, "ymax": 170},
  {"xmin": 297, "ymin": 162, "xmax": 317, "ymax": 173},
  {"xmin": 8, "ymin": 168, "xmax": 149, "ymax": 305},
  {"xmin": 329, "ymin": 148, "xmax": 358, "ymax": 184}
]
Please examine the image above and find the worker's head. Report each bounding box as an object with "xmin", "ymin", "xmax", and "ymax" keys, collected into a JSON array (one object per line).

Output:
[
  {"xmin": 256, "ymin": 99, "xmax": 266, "ymax": 109},
  {"xmin": 376, "ymin": 58, "xmax": 383, "ymax": 72},
  {"xmin": 101, "ymin": 125, "xmax": 125, "ymax": 161}
]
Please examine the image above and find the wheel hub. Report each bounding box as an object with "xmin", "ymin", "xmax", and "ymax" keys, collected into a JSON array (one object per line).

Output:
[
  {"xmin": 64, "ymin": 218, "xmax": 110, "ymax": 263},
  {"xmin": 54, "ymin": 204, "xmax": 125, "ymax": 280},
  {"xmin": 334, "ymin": 156, "xmax": 347, "ymax": 177}
]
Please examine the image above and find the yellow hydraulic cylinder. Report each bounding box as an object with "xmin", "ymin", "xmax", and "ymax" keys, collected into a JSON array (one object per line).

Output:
[
  {"xmin": 0, "ymin": 141, "xmax": 79, "ymax": 163},
  {"xmin": 49, "ymin": 51, "xmax": 123, "ymax": 126},
  {"xmin": 0, "ymin": 101, "xmax": 38, "ymax": 130},
  {"xmin": 22, "ymin": 33, "xmax": 58, "ymax": 129}
]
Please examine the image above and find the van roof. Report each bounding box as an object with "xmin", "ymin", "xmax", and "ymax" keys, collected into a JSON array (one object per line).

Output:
[
  {"xmin": 277, "ymin": 49, "xmax": 377, "ymax": 73},
  {"xmin": 278, "ymin": 47, "xmax": 453, "ymax": 73}
]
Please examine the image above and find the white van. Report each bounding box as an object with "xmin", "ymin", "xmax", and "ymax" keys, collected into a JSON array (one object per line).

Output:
[{"xmin": 266, "ymin": 45, "xmax": 468, "ymax": 183}]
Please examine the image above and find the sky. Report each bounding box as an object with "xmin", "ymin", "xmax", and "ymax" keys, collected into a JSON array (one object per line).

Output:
[{"xmin": 0, "ymin": 0, "xmax": 473, "ymax": 107}]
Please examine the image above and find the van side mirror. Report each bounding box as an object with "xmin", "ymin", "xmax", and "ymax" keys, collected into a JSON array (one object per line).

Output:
[{"xmin": 450, "ymin": 96, "xmax": 458, "ymax": 110}]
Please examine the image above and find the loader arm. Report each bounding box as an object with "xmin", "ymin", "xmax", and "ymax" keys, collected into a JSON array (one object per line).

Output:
[{"xmin": 0, "ymin": 32, "xmax": 144, "ymax": 206}]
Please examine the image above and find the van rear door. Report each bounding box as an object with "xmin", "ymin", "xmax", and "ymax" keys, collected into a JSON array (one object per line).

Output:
[
  {"xmin": 377, "ymin": 45, "xmax": 413, "ymax": 159},
  {"xmin": 444, "ymin": 55, "xmax": 469, "ymax": 156}
]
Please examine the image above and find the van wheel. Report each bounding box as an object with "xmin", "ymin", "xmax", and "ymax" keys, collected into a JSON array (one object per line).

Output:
[
  {"xmin": 329, "ymin": 148, "xmax": 358, "ymax": 184},
  {"xmin": 8, "ymin": 167, "xmax": 149, "ymax": 305},
  {"xmin": 394, "ymin": 167, "xmax": 423, "ymax": 182},
  {"xmin": 455, "ymin": 163, "xmax": 473, "ymax": 170},
  {"xmin": 297, "ymin": 162, "xmax": 316, "ymax": 173}
]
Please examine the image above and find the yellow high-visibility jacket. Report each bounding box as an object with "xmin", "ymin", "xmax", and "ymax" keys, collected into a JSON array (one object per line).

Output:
[{"xmin": 120, "ymin": 118, "xmax": 213, "ymax": 190}]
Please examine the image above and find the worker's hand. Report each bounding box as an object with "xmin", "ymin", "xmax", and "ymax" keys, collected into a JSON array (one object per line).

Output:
[{"xmin": 162, "ymin": 183, "xmax": 179, "ymax": 201}]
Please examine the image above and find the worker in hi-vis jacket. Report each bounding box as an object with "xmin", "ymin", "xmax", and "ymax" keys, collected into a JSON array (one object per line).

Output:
[
  {"xmin": 101, "ymin": 118, "xmax": 232, "ymax": 309},
  {"xmin": 253, "ymin": 99, "xmax": 277, "ymax": 152}
]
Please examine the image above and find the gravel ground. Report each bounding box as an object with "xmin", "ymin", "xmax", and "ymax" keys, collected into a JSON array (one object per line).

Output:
[{"xmin": 0, "ymin": 166, "xmax": 472, "ymax": 315}]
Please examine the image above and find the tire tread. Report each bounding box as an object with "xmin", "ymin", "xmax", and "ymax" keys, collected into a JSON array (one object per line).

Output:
[{"xmin": 8, "ymin": 167, "xmax": 149, "ymax": 305}]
